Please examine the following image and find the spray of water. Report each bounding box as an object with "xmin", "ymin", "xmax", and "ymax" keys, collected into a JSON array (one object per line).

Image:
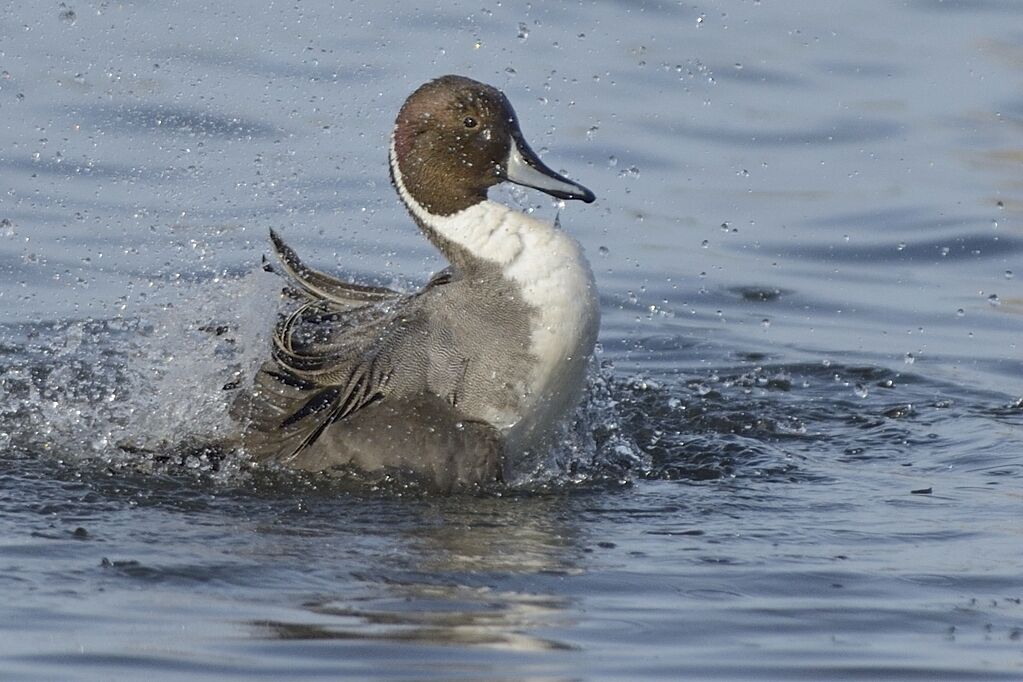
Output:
[
  {"xmin": 0, "ymin": 271, "xmax": 641, "ymax": 490},
  {"xmin": 0, "ymin": 271, "xmax": 278, "ymax": 474}
]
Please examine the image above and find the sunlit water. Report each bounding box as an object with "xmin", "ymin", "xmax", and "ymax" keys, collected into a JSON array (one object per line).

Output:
[{"xmin": 1, "ymin": 1, "xmax": 1021, "ymax": 679}]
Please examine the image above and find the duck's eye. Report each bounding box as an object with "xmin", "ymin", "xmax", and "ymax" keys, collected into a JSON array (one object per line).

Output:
[{"xmin": 463, "ymin": 116, "xmax": 478, "ymax": 129}]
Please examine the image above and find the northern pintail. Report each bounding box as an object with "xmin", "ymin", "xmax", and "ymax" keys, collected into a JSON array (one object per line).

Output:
[{"xmin": 231, "ymin": 75, "xmax": 598, "ymax": 491}]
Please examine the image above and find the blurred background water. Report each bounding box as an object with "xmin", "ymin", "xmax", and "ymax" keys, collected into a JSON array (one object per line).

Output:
[{"xmin": 1, "ymin": 0, "xmax": 1021, "ymax": 679}]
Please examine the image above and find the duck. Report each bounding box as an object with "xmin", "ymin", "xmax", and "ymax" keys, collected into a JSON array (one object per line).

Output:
[{"xmin": 230, "ymin": 75, "xmax": 599, "ymax": 491}]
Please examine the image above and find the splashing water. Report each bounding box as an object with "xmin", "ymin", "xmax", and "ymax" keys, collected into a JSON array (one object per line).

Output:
[
  {"xmin": 0, "ymin": 271, "xmax": 279, "ymax": 475},
  {"xmin": 0, "ymin": 270, "xmax": 643, "ymax": 490},
  {"xmin": 501, "ymin": 354, "xmax": 646, "ymax": 490}
]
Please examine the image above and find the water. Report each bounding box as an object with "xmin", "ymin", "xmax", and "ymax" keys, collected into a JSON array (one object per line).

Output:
[{"xmin": 1, "ymin": 0, "xmax": 1022, "ymax": 679}]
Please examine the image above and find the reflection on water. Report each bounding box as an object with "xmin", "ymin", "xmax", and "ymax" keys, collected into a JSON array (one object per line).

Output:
[
  {"xmin": 250, "ymin": 496, "xmax": 584, "ymax": 651},
  {"xmin": 406, "ymin": 498, "xmax": 583, "ymax": 574},
  {"xmin": 257, "ymin": 586, "xmax": 576, "ymax": 652}
]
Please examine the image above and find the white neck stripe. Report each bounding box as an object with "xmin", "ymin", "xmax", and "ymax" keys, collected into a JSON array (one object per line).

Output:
[
  {"xmin": 389, "ymin": 133, "xmax": 438, "ymax": 228},
  {"xmin": 387, "ymin": 129, "xmax": 599, "ymax": 445},
  {"xmin": 389, "ymin": 133, "xmax": 525, "ymax": 268}
]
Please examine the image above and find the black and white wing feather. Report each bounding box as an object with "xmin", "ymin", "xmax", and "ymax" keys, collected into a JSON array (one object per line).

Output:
[{"xmin": 234, "ymin": 231, "xmax": 421, "ymax": 462}]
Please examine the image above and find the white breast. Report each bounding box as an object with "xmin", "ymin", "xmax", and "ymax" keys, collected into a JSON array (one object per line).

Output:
[
  {"xmin": 431, "ymin": 201, "xmax": 600, "ymax": 448},
  {"xmin": 390, "ymin": 141, "xmax": 600, "ymax": 450},
  {"xmin": 427, "ymin": 201, "xmax": 601, "ymax": 447}
]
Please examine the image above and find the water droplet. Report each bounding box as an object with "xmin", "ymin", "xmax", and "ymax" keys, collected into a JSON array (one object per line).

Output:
[
  {"xmin": 987, "ymin": 294, "xmax": 1000, "ymax": 307},
  {"xmin": 1004, "ymin": 270, "xmax": 1014, "ymax": 280},
  {"xmin": 586, "ymin": 125, "xmax": 599, "ymax": 141},
  {"xmin": 897, "ymin": 242, "xmax": 906, "ymax": 251},
  {"xmin": 607, "ymin": 155, "xmax": 618, "ymax": 167},
  {"xmin": 701, "ymin": 239, "xmax": 709, "ymax": 248},
  {"xmin": 854, "ymin": 383, "xmax": 869, "ymax": 399},
  {"xmin": 627, "ymin": 291, "xmax": 638, "ymax": 305},
  {"xmin": 517, "ymin": 23, "xmax": 529, "ymax": 41},
  {"xmin": 904, "ymin": 353, "xmax": 915, "ymax": 365},
  {"xmin": 696, "ymin": 14, "xmax": 705, "ymax": 25},
  {"xmin": 598, "ymin": 246, "xmax": 609, "ymax": 256},
  {"xmin": 956, "ymin": 308, "xmax": 965, "ymax": 317},
  {"xmin": 761, "ymin": 318, "xmax": 770, "ymax": 330},
  {"xmin": 940, "ymin": 246, "xmax": 950, "ymax": 257},
  {"xmin": 617, "ymin": 166, "xmax": 639, "ymax": 178}
]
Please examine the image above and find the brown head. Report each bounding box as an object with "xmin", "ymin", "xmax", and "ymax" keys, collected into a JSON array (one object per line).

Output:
[{"xmin": 389, "ymin": 75, "xmax": 594, "ymax": 217}]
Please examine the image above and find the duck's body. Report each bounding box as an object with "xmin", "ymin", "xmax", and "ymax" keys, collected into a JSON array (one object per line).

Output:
[{"xmin": 232, "ymin": 75, "xmax": 598, "ymax": 491}]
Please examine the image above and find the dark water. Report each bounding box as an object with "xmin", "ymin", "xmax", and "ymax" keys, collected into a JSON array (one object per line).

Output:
[{"xmin": 1, "ymin": 1, "xmax": 1021, "ymax": 679}]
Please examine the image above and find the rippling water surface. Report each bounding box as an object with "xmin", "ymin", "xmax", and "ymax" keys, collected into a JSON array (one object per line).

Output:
[{"xmin": 1, "ymin": 1, "xmax": 1021, "ymax": 679}]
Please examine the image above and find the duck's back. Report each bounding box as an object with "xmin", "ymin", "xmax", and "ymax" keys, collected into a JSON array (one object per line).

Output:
[
  {"xmin": 265, "ymin": 390, "xmax": 505, "ymax": 492},
  {"xmin": 232, "ymin": 261, "xmax": 541, "ymax": 490}
]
